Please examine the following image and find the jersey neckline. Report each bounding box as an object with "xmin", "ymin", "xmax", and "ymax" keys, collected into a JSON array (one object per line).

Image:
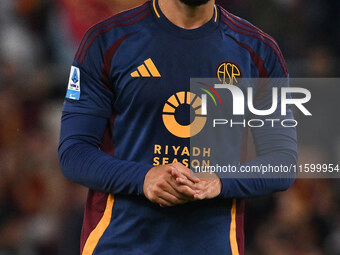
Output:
[{"xmin": 151, "ymin": 0, "xmax": 220, "ymax": 39}]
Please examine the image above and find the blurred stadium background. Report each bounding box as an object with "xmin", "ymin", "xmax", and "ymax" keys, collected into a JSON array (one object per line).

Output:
[{"xmin": 0, "ymin": 0, "xmax": 339, "ymax": 254}]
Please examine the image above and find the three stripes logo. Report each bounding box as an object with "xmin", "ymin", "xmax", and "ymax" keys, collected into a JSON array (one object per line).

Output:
[{"xmin": 130, "ymin": 58, "xmax": 161, "ymax": 78}]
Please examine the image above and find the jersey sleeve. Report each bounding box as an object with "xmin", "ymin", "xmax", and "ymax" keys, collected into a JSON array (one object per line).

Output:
[
  {"xmin": 63, "ymin": 35, "xmax": 113, "ymax": 118},
  {"xmin": 59, "ymin": 34, "xmax": 153, "ymax": 195},
  {"xmin": 58, "ymin": 113, "xmax": 153, "ymax": 195},
  {"xmin": 218, "ymin": 43, "xmax": 297, "ymax": 198}
]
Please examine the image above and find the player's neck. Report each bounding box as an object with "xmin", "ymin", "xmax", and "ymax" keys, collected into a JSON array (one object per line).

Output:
[{"xmin": 158, "ymin": 0, "xmax": 215, "ymax": 30}]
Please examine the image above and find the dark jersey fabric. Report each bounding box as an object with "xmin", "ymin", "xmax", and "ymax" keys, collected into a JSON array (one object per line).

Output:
[{"xmin": 58, "ymin": 1, "xmax": 297, "ymax": 254}]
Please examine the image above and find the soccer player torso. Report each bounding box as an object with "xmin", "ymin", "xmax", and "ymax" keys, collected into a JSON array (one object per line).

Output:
[
  {"xmin": 105, "ymin": 5, "xmax": 257, "ymax": 170},
  {"xmin": 66, "ymin": 1, "xmax": 287, "ymax": 254}
]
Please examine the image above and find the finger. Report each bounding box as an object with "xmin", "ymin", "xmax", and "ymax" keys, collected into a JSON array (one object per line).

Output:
[
  {"xmin": 159, "ymin": 190, "xmax": 184, "ymax": 206},
  {"xmin": 177, "ymin": 167, "xmax": 200, "ymax": 183},
  {"xmin": 166, "ymin": 179, "xmax": 196, "ymax": 200},
  {"xmin": 194, "ymin": 192, "xmax": 207, "ymax": 200},
  {"xmin": 176, "ymin": 184, "xmax": 200, "ymax": 198},
  {"xmin": 157, "ymin": 197, "xmax": 174, "ymax": 207},
  {"xmin": 171, "ymin": 167, "xmax": 200, "ymax": 184},
  {"xmin": 165, "ymin": 180, "xmax": 191, "ymax": 199},
  {"xmin": 175, "ymin": 177, "xmax": 207, "ymax": 193},
  {"xmin": 175, "ymin": 177, "xmax": 200, "ymax": 192},
  {"xmin": 184, "ymin": 171, "xmax": 200, "ymax": 183},
  {"xmin": 170, "ymin": 167, "xmax": 186, "ymax": 179},
  {"xmin": 170, "ymin": 168, "xmax": 195, "ymax": 185},
  {"xmin": 193, "ymin": 184, "xmax": 213, "ymax": 200}
]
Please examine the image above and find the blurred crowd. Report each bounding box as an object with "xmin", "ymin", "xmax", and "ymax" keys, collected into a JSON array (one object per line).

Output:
[{"xmin": 0, "ymin": 0, "xmax": 339, "ymax": 254}]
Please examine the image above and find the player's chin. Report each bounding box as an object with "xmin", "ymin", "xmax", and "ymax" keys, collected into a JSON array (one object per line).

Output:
[{"xmin": 179, "ymin": 0, "xmax": 211, "ymax": 7}]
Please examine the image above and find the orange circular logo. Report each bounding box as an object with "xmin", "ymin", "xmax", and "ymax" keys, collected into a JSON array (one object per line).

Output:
[{"xmin": 162, "ymin": 91, "xmax": 207, "ymax": 138}]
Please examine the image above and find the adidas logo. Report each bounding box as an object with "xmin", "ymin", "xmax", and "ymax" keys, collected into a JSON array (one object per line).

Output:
[{"xmin": 130, "ymin": 58, "xmax": 161, "ymax": 77}]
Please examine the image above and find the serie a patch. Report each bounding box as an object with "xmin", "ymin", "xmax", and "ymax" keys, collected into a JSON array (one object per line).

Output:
[{"xmin": 66, "ymin": 66, "xmax": 80, "ymax": 100}]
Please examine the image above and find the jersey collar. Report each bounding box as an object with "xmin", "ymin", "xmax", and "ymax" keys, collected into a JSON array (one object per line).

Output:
[{"xmin": 151, "ymin": 0, "xmax": 220, "ymax": 39}]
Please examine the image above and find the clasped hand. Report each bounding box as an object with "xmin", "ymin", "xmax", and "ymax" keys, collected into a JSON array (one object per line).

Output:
[{"xmin": 143, "ymin": 162, "xmax": 222, "ymax": 207}]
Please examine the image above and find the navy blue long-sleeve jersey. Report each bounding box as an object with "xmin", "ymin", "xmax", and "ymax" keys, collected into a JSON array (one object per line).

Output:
[{"xmin": 58, "ymin": 1, "xmax": 297, "ymax": 254}]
